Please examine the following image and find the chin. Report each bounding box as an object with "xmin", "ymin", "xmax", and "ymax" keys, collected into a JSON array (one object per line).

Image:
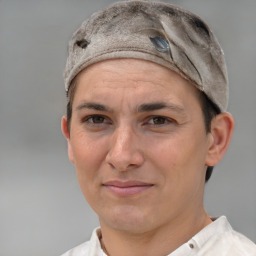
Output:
[{"xmin": 100, "ymin": 204, "xmax": 154, "ymax": 233}]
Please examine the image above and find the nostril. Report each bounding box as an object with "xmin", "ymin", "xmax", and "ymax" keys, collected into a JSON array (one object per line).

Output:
[{"xmin": 106, "ymin": 150, "xmax": 145, "ymax": 172}]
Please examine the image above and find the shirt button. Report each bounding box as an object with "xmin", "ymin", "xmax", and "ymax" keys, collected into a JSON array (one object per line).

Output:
[{"xmin": 189, "ymin": 243, "xmax": 194, "ymax": 249}]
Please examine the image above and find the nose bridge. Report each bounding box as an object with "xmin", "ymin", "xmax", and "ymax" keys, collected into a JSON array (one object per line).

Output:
[
  {"xmin": 114, "ymin": 125, "xmax": 131, "ymax": 151},
  {"xmin": 106, "ymin": 123, "xmax": 144, "ymax": 171}
]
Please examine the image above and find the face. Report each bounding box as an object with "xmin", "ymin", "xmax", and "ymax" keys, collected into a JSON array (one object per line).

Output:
[{"xmin": 62, "ymin": 59, "xmax": 214, "ymax": 234}]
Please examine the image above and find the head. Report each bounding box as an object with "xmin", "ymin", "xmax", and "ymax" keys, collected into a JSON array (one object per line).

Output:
[{"xmin": 62, "ymin": 1, "xmax": 234, "ymax": 235}]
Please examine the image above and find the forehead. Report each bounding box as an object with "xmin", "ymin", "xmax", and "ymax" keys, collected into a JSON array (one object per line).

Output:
[{"xmin": 71, "ymin": 59, "xmax": 202, "ymax": 109}]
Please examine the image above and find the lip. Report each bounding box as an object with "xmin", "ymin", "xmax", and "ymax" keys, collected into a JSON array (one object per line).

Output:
[{"xmin": 103, "ymin": 180, "xmax": 154, "ymax": 196}]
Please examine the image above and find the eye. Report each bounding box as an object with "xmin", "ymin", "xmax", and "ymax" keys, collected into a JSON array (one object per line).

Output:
[
  {"xmin": 82, "ymin": 115, "xmax": 111, "ymax": 125},
  {"xmin": 87, "ymin": 115, "xmax": 105, "ymax": 124},
  {"xmin": 148, "ymin": 116, "xmax": 171, "ymax": 125}
]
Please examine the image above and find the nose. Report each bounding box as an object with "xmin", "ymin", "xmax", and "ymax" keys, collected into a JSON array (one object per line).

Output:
[{"xmin": 106, "ymin": 126, "xmax": 144, "ymax": 172}]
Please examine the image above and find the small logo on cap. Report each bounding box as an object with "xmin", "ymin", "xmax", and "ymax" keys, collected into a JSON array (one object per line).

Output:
[{"xmin": 150, "ymin": 36, "xmax": 170, "ymax": 53}]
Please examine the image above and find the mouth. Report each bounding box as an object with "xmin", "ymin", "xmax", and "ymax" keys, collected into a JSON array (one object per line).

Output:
[{"xmin": 102, "ymin": 180, "xmax": 154, "ymax": 197}]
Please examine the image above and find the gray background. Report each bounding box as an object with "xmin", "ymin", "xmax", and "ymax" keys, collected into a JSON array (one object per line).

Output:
[{"xmin": 0, "ymin": 0, "xmax": 255, "ymax": 255}]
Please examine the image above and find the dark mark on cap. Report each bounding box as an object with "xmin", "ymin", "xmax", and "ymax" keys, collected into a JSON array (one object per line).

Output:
[{"xmin": 76, "ymin": 39, "xmax": 90, "ymax": 49}]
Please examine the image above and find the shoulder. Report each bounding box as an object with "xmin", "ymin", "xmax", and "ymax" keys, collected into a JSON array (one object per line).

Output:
[
  {"xmin": 227, "ymin": 230, "xmax": 256, "ymax": 255},
  {"xmin": 209, "ymin": 230, "xmax": 256, "ymax": 256}
]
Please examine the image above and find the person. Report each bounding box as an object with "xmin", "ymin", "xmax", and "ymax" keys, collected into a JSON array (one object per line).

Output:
[{"xmin": 61, "ymin": 1, "xmax": 256, "ymax": 255}]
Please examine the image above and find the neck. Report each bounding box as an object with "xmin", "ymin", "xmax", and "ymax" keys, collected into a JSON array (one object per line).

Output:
[{"xmin": 99, "ymin": 210, "xmax": 212, "ymax": 256}]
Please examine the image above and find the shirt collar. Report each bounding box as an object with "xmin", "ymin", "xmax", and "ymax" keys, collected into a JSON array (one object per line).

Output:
[
  {"xmin": 91, "ymin": 216, "xmax": 231, "ymax": 256},
  {"xmin": 167, "ymin": 216, "xmax": 232, "ymax": 255}
]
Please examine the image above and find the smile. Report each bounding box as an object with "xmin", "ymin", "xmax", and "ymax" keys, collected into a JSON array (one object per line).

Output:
[{"xmin": 103, "ymin": 180, "xmax": 154, "ymax": 197}]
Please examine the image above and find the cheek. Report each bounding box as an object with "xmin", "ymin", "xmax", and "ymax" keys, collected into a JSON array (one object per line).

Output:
[
  {"xmin": 146, "ymin": 135, "xmax": 207, "ymax": 214},
  {"xmin": 146, "ymin": 132, "xmax": 207, "ymax": 184},
  {"xmin": 72, "ymin": 130, "xmax": 106, "ymax": 162},
  {"xmin": 70, "ymin": 132, "xmax": 108, "ymax": 191},
  {"xmin": 145, "ymin": 135, "xmax": 187, "ymax": 172}
]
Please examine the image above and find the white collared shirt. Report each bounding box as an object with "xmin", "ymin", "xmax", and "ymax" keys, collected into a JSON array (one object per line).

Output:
[{"xmin": 61, "ymin": 216, "xmax": 256, "ymax": 256}]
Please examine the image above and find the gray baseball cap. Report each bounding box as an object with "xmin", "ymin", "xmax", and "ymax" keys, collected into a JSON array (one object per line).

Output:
[{"xmin": 64, "ymin": 0, "xmax": 228, "ymax": 112}]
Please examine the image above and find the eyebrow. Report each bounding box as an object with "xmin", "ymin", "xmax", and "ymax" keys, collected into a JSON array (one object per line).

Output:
[
  {"xmin": 137, "ymin": 102, "xmax": 185, "ymax": 113},
  {"xmin": 76, "ymin": 102, "xmax": 113, "ymax": 112}
]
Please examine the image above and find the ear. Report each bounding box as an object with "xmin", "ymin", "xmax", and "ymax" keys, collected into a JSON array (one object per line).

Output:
[
  {"xmin": 205, "ymin": 112, "xmax": 234, "ymax": 167},
  {"xmin": 61, "ymin": 116, "xmax": 75, "ymax": 164}
]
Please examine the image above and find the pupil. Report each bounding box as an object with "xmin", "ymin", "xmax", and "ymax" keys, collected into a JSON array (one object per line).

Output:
[
  {"xmin": 93, "ymin": 116, "xmax": 104, "ymax": 123},
  {"xmin": 153, "ymin": 117, "xmax": 165, "ymax": 124}
]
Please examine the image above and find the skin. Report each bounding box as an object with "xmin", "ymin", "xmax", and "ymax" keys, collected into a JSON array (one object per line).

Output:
[{"xmin": 62, "ymin": 59, "xmax": 234, "ymax": 256}]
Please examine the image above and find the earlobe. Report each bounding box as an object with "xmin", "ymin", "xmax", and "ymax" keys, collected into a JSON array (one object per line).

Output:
[
  {"xmin": 61, "ymin": 116, "xmax": 75, "ymax": 164},
  {"xmin": 205, "ymin": 112, "xmax": 234, "ymax": 167}
]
